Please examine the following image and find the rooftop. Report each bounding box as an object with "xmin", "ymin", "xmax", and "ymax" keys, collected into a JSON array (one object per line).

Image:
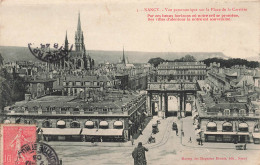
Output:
[{"xmin": 9, "ymin": 90, "xmax": 146, "ymax": 115}]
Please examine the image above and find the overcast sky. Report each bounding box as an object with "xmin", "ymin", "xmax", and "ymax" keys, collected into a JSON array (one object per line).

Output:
[{"xmin": 0, "ymin": 0, "xmax": 259, "ymax": 58}]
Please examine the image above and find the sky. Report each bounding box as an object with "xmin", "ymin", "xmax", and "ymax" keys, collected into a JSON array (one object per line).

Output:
[{"xmin": 0, "ymin": 0, "xmax": 259, "ymax": 58}]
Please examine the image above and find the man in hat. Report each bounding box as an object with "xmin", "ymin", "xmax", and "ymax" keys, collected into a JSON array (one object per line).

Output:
[{"xmin": 132, "ymin": 142, "xmax": 148, "ymax": 165}]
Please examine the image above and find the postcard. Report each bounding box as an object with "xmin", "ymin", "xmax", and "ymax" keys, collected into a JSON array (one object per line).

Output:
[{"xmin": 0, "ymin": 0, "xmax": 259, "ymax": 164}]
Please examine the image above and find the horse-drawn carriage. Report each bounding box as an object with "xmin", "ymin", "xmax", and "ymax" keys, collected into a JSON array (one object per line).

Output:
[{"xmin": 152, "ymin": 124, "xmax": 159, "ymax": 134}]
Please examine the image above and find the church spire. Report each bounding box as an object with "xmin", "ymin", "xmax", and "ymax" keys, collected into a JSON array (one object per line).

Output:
[
  {"xmin": 75, "ymin": 12, "xmax": 84, "ymax": 52},
  {"xmin": 77, "ymin": 12, "xmax": 81, "ymax": 31},
  {"xmin": 65, "ymin": 31, "xmax": 68, "ymax": 51},
  {"xmin": 122, "ymin": 46, "xmax": 126, "ymax": 64}
]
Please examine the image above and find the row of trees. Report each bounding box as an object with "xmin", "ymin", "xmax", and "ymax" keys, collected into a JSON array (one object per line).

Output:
[
  {"xmin": 202, "ymin": 58, "xmax": 259, "ymax": 68},
  {"xmin": 148, "ymin": 55, "xmax": 196, "ymax": 67},
  {"xmin": 148, "ymin": 55, "xmax": 259, "ymax": 69}
]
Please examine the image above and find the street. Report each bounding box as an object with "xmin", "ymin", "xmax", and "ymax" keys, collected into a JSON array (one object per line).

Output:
[{"xmin": 49, "ymin": 116, "xmax": 260, "ymax": 165}]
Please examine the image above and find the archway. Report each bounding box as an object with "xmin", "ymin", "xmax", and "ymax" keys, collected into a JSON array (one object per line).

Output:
[
  {"xmin": 167, "ymin": 95, "xmax": 178, "ymax": 116},
  {"xmin": 151, "ymin": 102, "xmax": 159, "ymax": 116},
  {"xmin": 185, "ymin": 103, "xmax": 192, "ymax": 116}
]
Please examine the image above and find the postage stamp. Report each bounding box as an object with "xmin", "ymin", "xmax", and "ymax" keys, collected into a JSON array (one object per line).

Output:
[{"xmin": 0, "ymin": 124, "xmax": 60, "ymax": 165}]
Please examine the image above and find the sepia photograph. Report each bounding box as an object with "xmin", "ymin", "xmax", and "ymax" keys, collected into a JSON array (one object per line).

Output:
[{"xmin": 0, "ymin": 0, "xmax": 259, "ymax": 164}]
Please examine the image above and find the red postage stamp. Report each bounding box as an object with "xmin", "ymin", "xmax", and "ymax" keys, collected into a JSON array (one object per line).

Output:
[{"xmin": 0, "ymin": 124, "xmax": 37, "ymax": 165}]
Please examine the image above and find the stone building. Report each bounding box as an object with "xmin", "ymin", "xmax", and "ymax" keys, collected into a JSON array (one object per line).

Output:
[{"xmin": 2, "ymin": 91, "xmax": 147, "ymax": 142}]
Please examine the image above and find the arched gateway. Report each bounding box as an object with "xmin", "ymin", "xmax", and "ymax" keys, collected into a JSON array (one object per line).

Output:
[{"xmin": 146, "ymin": 81, "xmax": 198, "ymax": 118}]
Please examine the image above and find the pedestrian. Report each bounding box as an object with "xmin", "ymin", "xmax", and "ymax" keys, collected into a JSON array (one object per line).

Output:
[
  {"xmin": 188, "ymin": 137, "xmax": 192, "ymax": 143},
  {"xmin": 132, "ymin": 142, "xmax": 148, "ymax": 165},
  {"xmin": 100, "ymin": 137, "xmax": 103, "ymax": 143},
  {"xmin": 131, "ymin": 137, "xmax": 134, "ymax": 146},
  {"xmin": 139, "ymin": 127, "xmax": 143, "ymax": 135},
  {"xmin": 176, "ymin": 128, "xmax": 178, "ymax": 136}
]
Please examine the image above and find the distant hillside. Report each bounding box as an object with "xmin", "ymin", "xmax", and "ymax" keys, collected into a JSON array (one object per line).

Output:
[{"xmin": 0, "ymin": 46, "xmax": 229, "ymax": 63}]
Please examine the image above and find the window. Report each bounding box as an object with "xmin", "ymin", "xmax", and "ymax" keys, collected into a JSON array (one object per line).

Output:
[
  {"xmin": 114, "ymin": 121, "xmax": 123, "ymax": 129},
  {"xmin": 75, "ymin": 81, "xmax": 81, "ymax": 86},
  {"xmin": 222, "ymin": 122, "xmax": 232, "ymax": 132},
  {"xmin": 99, "ymin": 121, "xmax": 109, "ymax": 129},
  {"xmin": 224, "ymin": 109, "xmax": 230, "ymax": 116},
  {"xmin": 85, "ymin": 81, "xmax": 91, "ymax": 86},
  {"xmin": 85, "ymin": 121, "xmax": 94, "ymax": 128},
  {"xmin": 238, "ymin": 122, "xmax": 248, "ymax": 132},
  {"xmin": 70, "ymin": 121, "xmax": 80, "ymax": 128},
  {"xmin": 57, "ymin": 120, "xmax": 66, "ymax": 128},
  {"xmin": 42, "ymin": 120, "xmax": 51, "ymax": 128},
  {"xmin": 239, "ymin": 109, "xmax": 246, "ymax": 116},
  {"xmin": 207, "ymin": 122, "xmax": 217, "ymax": 132}
]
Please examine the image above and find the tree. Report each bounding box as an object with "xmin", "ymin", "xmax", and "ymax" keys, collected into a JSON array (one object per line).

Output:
[
  {"xmin": 182, "ymin": 55, "xmax": 196, "ymax": 62},
  {"xmin": 174, "ymin": 55, "xmax": 196, "ymax": 62},
  {"xmin": 0, "ymin": 68, "xmax": 27, "ymax": 104},
  {"xmin": 201, "ymin": 58, "xmax": 259, "ymax": 68},
  {"xmin": 0, "ymin": 77, "xmax": 12, "ymax": 110},
  {"xmin": 148, "ymin": 57, "xmax": 165, "ymax": 67}
]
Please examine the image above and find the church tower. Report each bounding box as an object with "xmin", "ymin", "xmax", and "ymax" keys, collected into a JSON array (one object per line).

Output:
[{"xmin": 75, "ymin": 12, "xmax": 85, "ymax": 52}]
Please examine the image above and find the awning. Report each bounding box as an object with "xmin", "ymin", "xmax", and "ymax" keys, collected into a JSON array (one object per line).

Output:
[
  {"xmin": 253, "ymin": 133, "xmax": 260, "ymax": 139},
  {"xmin": 223, "ymin": 122, "xmax": 232, "ymax": 127},
  {"xmin": 114, "ymin": 121, "xmax": 123, "ymax": 127},
  {"xmin": 204, "ymin": 132, "xmax": 249, "ymax": 135},
  {"xmin": 81, "ymin": 129, "xmax": 123, "ymax": 136},
  {"xmin": 3, "ymin": 120, "xmax": 11, "ymax": 124},
  {"xmin": 239, "ymin": 123, "xmax": 248, "ymax": 128},
  {"xmin": 207, "ymin": 122, "xmax": 217, "ymax": 127},
  {"xmin": 85, "ymin": 121, "xmax": 94, "ymax": 126},
  {"xmin": 57, "ymin": 120, "xmax": 66, "ymax": 126},
  {"xmin": 99, "ymin": 121, "xmax": 108, "ymax": 126},
  {"xmin": 39, "ymin": 128, "xmax": 82, "ymax": 135}
]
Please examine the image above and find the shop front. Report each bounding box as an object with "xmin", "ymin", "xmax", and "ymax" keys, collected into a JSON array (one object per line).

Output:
[
  {"xmin": 204, "ymin": 132, "xmax": 249, "ymax": 143},
  {"xmin": 81, "ymin": 128, "xmax": 124, "ymax": 142},
  {"xmin": 39, "ymin": 128, "xmax": 82, "ymax": 141}
]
